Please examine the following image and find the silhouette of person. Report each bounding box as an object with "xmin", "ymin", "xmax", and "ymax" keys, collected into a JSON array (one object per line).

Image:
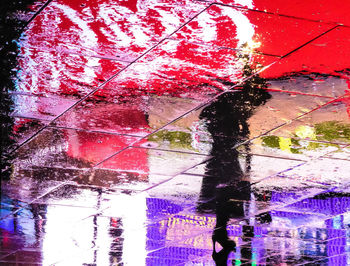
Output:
[{"xmin": 197, "ymin": 76, "xmax": 271, "ymax": 265}]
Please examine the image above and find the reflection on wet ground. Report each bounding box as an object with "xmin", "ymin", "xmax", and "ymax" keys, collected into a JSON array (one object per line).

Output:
[{"xmin": 2, "ymin": 0, "xmax": 350, "ymax": 265}]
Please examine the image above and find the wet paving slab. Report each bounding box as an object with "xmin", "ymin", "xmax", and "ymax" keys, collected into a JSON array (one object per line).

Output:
[
  {"xmin": 52, "ymin": 95, "xmax": 171, "ymax": 137},
  {"xmin": 13, "ymin": 127, "xmax": 141, "ymax": 168},
  {"xmin": 0, "ymin": 191, "xmax": 213, "ymax": 264},
  {"xmin": 9, "ymin": 94, "xmax": 78, "ymax": 121},
  {"xmin": 94, "ymin": 146, "xmax": 208, "ymax": 177},
  {"xmin": 262, "ymin": 26, "xmax": 350, "ymax": 79},
  {"xmin": 271, "ymin": 100, "xmax": 350, "ymax": 145},
  {"xmin": 1, "ymin": 127, "xmax": 143, "ymax": 207},
  {"xmin": 267, "ymin": 75, "xmax": 347, "ymax": 98},
  {"xmin": 1, "ymin": 168, "xmax": 80, "ymax": 208},
  {"xmin": 250, "ymin": 176, "xmax": 330, "ymax": 207},
  {"xmin": 322, "ymin": 144, "xmax": 350, "ymax": 161},
  {"xmin": 122, "ymin": 38, "xmax": 273, "ymax": 91},
  {"xmin": 259, "ymin": 99, "xmax": 350, "ymax": 185},
  {"xmin": 281, "ymin": 193, "xmax": 350, "ymax": 220},
  {"xmin": 73, "ymin": 169, "xmax": 158, "ymax": 191},
  {"xmin": 238, "ymin": 136, "xmax": 344, "ymax": 162},
  {"xmin": 278, "ymin": 158, "xmax": 350, "ymax": 186},
  {"xmin": 0, "ymin": 203, "xmax": 99, "ymax": 252},
  {"xmin": 184, "ymin": 153, "xmax": 304, "ymax": 183},
  {"xmin": 7, "ymin": 117, "xmax": 49, "ymax": 148}
]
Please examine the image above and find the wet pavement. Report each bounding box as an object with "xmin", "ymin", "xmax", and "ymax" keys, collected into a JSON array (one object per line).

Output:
[{"xmin": 2, "ymin": 0, "xmax": 350, "ymax": 265}]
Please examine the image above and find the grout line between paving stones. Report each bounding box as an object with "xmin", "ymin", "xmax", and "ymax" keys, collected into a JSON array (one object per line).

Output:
[
  {"xmin": 281, "ymin": 137, "xmax": 350, "ymax": 147},
  {"xmin": 281, "ymin": 25, "xmax": 340, "ymax": 59},
  {"xmin": 216, "ymin": 44, "xmax": 282, "ymax": 58},
  {"xmin": 320, "ymin": 143, "xmax": 350, "ymax": 161},
  {"xmin": 237, "ymin": 151, "xmax": 307, "ymax": 162},
  {"xmin": 0, "ymin": 249, "xmax": 20, "ymax": 261},
  {"xmin": 133, "ymin": 145, "xmax": 309, "ymax": 162},
  {"xmin": 23, "ymin": 0, "xmax": 55, "ymax": 29},
  {"xmin": 167, "ymin": 36, "xmax": 282, "ymax": 58},
  {"xmin": 20, "ymin": 44, "xmax": 133, "ymax": 63},
  {"xmin": 140, "ymin": 157, "xmax": 212, "ymax": 192},
  {"xmin": 129, "ymin": 145, "xmax": 208, "ymax": 156},
  {"xmin": 0, "ymin": 172, "xmax": 87, "ymax": 220},
  {"xmin": 46, "ymin": 124, "xmax": 144, "ymax": 138},
  {"xmin": 322, "ymin": 155, "xmax": 350, "ymax": 162},
  {"xmin": 74, "ymin": 182, "xmax": 144, "ymax": 193},
  {"xmin": 10, "ymin": 114, "xmax": 52, "ymax": 122},
  {"xmin": 266, "ymin": 87, "xmax": 336, "ymax": 98},
  {"xmin": 295, "ymin": 253, "xmax": 346, "ymax": 266}
]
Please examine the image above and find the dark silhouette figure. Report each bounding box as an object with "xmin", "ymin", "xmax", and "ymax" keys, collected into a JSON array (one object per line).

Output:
[{"xmin": 197, "ymin": 74, "xmax": 271, "ymax": 265}]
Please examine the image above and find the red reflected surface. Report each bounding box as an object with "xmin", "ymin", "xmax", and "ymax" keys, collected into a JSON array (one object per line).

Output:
[
  {"xmin": 54, "ymin": 98, "xmax": 151, "ymax": 136},
  {"xmin": 174, "ymin": 4, "xmax": 332, "ymax": 56},
  {"xmin": 17, "ymin": 0, "xmax": 350, "ymax": 98},
  {"xmin": 18, "ymin": 0, "xmax": 346, "ymax": 100},
  {"xmin": 224, "ymin": 0, "xmax": 350, "ymax": 25},
  {"xmin": 65, "ymin": 130, "xmax": 141, "ymax": 166},
  {"xmin": 98, "ymin": 147, "xmax": 149, "ymax": 174},
  {"xmin": 261, "ymin": 27, "xmax": 350, "ymax": 79},
  {"xmin": 260, "ymin": 26, "xmax": 350, "ymax": 114}
]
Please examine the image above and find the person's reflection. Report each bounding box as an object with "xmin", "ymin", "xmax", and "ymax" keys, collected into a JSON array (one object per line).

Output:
[{"xmin": 197, "ymin": 76, "xmax": 271, "ymax": 265}]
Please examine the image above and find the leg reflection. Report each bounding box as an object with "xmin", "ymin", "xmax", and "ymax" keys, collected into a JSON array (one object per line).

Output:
[{"xmin": 197, "ymin": 84, "xmax": 271, "ymax": 265}]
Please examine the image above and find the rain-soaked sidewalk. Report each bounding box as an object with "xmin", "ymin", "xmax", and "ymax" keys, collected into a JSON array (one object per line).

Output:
[{"xmin": 2, "ymin": 0, "xmax": 350, "ymax": 265}]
